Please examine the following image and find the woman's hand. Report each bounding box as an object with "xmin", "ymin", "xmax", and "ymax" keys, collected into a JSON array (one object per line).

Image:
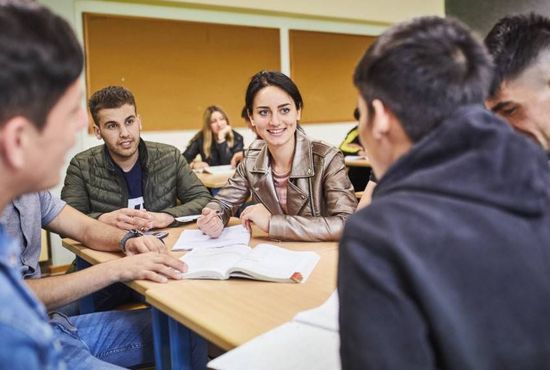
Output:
[
  {"xmin": 191, "ymin": 161, "xmax": 209, "ymax": 171},
  {"xmin": 230, "ymin": 151, "xmax": 244, "ymax": 168},
  {"xmin": 217, "ymin": 125, "xmax": 232, "ymax": 142},
  {"xmin": 197, "ymin": 208, "xmax": 224, "ymax": 237},
  {"xmin": 240, "ymin": 204, "xmax": 272, "ymax": 233}
]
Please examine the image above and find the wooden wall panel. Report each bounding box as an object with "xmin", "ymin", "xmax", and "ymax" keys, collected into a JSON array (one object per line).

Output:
[
  {"xmin": 84, "ymin": 13, "xmax": 280, "ymax": 131},
  {"xmin": 289, "ymin": 30, "xmax": 376, "ymax": 123}
]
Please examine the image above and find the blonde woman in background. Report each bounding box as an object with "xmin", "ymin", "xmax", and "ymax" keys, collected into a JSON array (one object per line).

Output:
[{"xmin": 183, "ymin": 105, "xmax": 244, "ymax": 170}]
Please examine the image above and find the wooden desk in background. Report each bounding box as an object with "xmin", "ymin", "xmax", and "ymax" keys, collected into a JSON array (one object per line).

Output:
[
  {"xmin": 195, "ymin": 169, "xmax": 235, "ymax": 188},
  {"xmin": 344, "ymin": 155, "xmax": 371, "ymax": 168},
  {"xmin": 62, "ymin": 220, "xmax": 337, "ymax": 370}
]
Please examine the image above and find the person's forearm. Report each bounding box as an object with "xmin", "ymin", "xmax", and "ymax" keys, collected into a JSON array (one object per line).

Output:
[
  {"xmin": 25, "ymin": 262, "xmax": 118, "ymax": 310},
  {"xmin": 80, "ymin": 218, "xmax": 125, "ymax": 251},
  {"xmin": 48, "ymin": 205, "xmax": 124, "ymax": 252}
]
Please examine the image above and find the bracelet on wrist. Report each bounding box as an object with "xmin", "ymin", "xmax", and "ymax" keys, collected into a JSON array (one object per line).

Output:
[{"xmin": 119, "ymin": 229, "xmax": 143, "ymax": 253}]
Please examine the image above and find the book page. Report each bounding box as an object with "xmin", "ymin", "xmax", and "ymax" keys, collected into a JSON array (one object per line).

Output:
[
  {"xmin": 293, "ymin": 291, "xmax": 339, "ymax": 332},
  {"xmin": 208, "ymin": 321, "xmax": 340, "ymax": 370},
  {"xmin": 172, "ymin": 224, "xmax": 250, "ymax": 251},
  {"xmin": 180, "ymin": 244, "xmax": 251, "ymax": 280},
  {"xmin": 232, "ymin": 243, "xmax": 320, "ymax": 283}
]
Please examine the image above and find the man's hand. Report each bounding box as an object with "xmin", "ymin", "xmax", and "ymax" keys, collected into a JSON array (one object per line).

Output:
[
  {"xmin": 98, "ymin": 208, "xmax": 153, "ymax": 231},
  {"xmin": 197, "ymin": 207, "xmax": 223, "ymax": 237},
  {"xmin": 113, "ymin": 252, "xmax": 187, "ymax": 283},
  {"xmin": 148, "ymin": 211, "xmax": 174, "ymax": 229},
  {"xmin": 240, "ymin": 203, "xmax": 271, "ymax": 233},
  {"xmin": 98, "ymin": 208, "xmax": 174, "ymax": 231},
  {"xmin": 124, "ymin": 235, "xmax": 166, "ymax": 255}
]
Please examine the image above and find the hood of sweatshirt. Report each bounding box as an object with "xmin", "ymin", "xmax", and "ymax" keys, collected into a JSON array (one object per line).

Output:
[{"xmin": 374, "ymin": 105, "xmax": 550, "ymax": 217}]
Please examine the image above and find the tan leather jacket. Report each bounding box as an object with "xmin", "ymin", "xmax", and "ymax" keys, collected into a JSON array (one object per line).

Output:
[{"xmin": 206, "ymin": 129, "xmax": 357, "ymax": 241}]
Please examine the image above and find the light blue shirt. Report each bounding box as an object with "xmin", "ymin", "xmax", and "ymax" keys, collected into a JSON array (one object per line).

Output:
[
  {"xmin": 0, "ymin": 191, "xmax": 65, "ymax": 278},
  {"xmin": 0, "ymin": 225, "xmax": 65, "ymax": 369}
]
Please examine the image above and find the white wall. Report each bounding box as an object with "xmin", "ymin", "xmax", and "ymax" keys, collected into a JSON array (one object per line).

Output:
[{"xmin": 40, "ymin": 0, "xmax": 444, "ymax": 264}]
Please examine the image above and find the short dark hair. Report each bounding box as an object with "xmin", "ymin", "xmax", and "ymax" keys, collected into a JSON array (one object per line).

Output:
[
  {"xmin": 0, "ymin": 2, "xmax": 83, "ymax": 129},
  {"xmin": 485, "ymin": 13, "xmax": 550, "ymax": 98},
  {"xmin": 89, "ymin": 86, "xmax": 137, "ymax": 126},
  {"xmin": 354, "ymin": 16, "xmax": 493, "ymax": 143},
  {"xmin": 245, "ymin": 71, "xmax": 303, "ymax": 115}
]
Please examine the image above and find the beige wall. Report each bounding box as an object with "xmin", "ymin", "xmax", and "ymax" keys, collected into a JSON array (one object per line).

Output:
[
  {"xmin": 158, "ymin": 0, "xmax": 444, "ymax": 24},
  {"xmin": 41, "ymin": 0, "xmax": 444, "ymax": 27}
]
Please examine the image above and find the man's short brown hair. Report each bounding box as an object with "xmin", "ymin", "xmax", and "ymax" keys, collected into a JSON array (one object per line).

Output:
[{"xmin": 88, "ymin": 86, "xmax": 136, "ymax": 126}]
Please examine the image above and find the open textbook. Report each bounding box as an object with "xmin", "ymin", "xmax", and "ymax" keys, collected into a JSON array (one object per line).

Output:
[
  {"xmin": 208, "ymin": 291, "xmax": 340, "ymax": 370},
  {"xmin": 180, "ymin": 243, "xmax": 320, "ymax": 283},
  {"xmin": 172, "ymin": 225, "xmax": 250, "ymax": 251}
]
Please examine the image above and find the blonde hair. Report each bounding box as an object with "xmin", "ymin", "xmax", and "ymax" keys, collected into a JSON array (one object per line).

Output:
[{"xmin": 201, "ymin": 105, "xmax": 234, "ymax": 159}]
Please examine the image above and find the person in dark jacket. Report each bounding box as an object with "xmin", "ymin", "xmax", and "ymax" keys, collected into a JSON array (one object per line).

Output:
[
  {"xmin": 338, "ymin": 16, "xmax": 550, "ymax": 370},
  {"xmin": 183, "ymin": 105, "xmax": 244, "ymax": 170},
  {"xmin": 61, "ymin": 86, "xmax": 212, "ymax": 231},
  {"xmin": 485, "ymin": 13, "xmax": 550, "ymax": 157}
]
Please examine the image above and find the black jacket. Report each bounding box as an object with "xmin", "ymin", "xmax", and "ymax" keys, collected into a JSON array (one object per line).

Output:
[
  {"xmin": 183, "ymin": 130, "xmax": 244, "ymax": 166},
  {"xmin": 338, "ymin": 105, "xmax": 550, "ymax": 370}
]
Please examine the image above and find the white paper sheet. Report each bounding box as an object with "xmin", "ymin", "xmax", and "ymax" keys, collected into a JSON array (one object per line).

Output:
[
  {"xmin": 208, "ymin": 291, "xmax": 340, "ymax": 370},
  {"xmin": 172, "ymin": 224, "xmax": 250, "ymax": 251},
  {"xmin": 203, "ymin": 165, "xmax": 235, "ymax": 175},
  {"xmin": 208, "ymin": 322, "xmax": 340, "ymax": 370}
]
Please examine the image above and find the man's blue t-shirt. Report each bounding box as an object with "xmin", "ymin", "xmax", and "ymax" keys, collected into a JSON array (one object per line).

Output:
[{"xmin": 122, "ymin": 162, "xmax": 144, "ymax": 210}]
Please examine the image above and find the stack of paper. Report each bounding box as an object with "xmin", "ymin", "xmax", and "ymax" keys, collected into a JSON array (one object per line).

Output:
[{"xmin": 208, "ymin": 291, "xmax": 340, "ymax": 370}]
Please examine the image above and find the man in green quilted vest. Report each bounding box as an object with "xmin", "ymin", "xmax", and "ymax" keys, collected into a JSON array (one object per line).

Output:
[{"xmin": 61, "ymin": 85, "xmax": 212, "ymax": 231}]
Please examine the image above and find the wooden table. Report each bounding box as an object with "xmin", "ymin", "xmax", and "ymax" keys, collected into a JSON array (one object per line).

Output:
[
  {"xmin": 147, "ymin": 239, "xmax": 337, "ymax": 350},
  {"xmin": 62, "ymin": 230, "xmax": 188, "ymax": 296},
  {"xmin": 62, "ymin": 221, "xmax": 337, "ymax": 370}
]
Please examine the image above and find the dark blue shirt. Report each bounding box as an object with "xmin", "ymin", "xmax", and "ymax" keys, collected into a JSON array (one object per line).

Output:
[{"xmin": 122, "ymin": 161, "xmax": 144, "ymax": 210}]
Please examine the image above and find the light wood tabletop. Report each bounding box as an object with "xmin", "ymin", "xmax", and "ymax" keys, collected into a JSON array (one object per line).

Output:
[
  {"xmin": 145, "ymin": 221, "xmax": 337, "ymax": 351},
  {"xmin": 63, "ymin": 220, "xmax": 338, "ymax": 351}
]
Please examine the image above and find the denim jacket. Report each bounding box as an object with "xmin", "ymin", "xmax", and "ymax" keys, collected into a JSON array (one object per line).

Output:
[{"xmin": 0, "ymin": 226, "xmax": 64, "ymax": 369}]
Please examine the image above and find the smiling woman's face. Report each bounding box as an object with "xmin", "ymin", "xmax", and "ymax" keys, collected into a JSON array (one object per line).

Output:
[{"xmin": 249, "ymin": 85, "xmax": 301, "ymax": 150}]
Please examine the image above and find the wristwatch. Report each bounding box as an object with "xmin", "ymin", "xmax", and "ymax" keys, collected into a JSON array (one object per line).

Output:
[{"xmin": 120, "ymin": 229, "xmax": 143, "ymax": 253}]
